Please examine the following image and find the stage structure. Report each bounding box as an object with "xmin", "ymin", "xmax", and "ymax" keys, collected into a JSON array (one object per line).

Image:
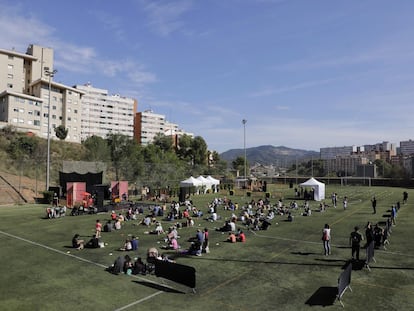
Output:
[
  {"xmin": 59, "ymin": 171, "xmax": 103, "ymax": 196},
  {"xmin": 66, "ymin": 182, "xmax": 86, "ymax": 207},
  {"xmin": 111, "ymin": 181, "xmax": 128, "ymax": 202}
]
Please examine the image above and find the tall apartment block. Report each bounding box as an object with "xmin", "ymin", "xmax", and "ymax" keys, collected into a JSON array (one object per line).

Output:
[
  {"xmin": 74, "ymin": 83, "xmax": 137, "ymax": 141},
  {"xmin": 400, "ymin": 139, "xmax": 414, "ymax": 156},
  {"xmin": 0, "ymin": 45, "xmax": 84, "ymax": 143},
  {"xmin": 320, "ymin": 146, "xmax": 355, "ymax": 160},
  {"xmin": 134, "ymin": 109, "xmax": 193, "ymax": 146}
]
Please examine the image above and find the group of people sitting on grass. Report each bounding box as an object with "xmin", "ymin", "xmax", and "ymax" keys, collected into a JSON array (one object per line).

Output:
[{"xmin": 46, "ymin": 205, "xmax": 66, "ymax": 218}]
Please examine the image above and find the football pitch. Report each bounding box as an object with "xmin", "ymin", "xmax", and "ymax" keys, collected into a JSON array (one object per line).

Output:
[{"xmin": 0, "ymin": 184, "xmax": 413, "ymax": 311}]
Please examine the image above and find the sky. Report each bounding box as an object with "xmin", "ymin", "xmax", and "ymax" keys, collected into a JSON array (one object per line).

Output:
[{"xmin": 1, "ymin": 0, "xmax": 414, "ymax": 153}]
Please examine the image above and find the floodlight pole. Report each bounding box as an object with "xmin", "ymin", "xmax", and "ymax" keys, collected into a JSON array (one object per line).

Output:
[
  {"xmin": 242, "ymin": 119, "xmax": 247, "ymax": 192},
  {"xmin": 44, "ymin": 67, "xmax": 57, "ymax": 191}
]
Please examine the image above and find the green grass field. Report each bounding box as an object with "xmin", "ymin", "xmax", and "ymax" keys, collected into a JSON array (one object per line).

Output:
[{"xmin": 1, "ymin": 184, "xmax": 414, "ymax": 311}]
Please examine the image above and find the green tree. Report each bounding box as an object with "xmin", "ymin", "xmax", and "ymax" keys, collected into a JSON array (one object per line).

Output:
[
  {"xmin": 153, "ymin": 133, "xmax": 174, "ymax": 152},
  {"xmin": 107, "ymin": 133, "xmax": 132, "ymax": 180},
  {"xmin": 83, "ymin": 136, "xmax": 111, "ymax": 162},
  {"xmin": 177, "ymin": 134, "xmax": 193, "ymax": 163},
  {"xmin": 192, "ymin": 136, "xmax": 208, "ymax": 166},
  {"xmin": 232, "ymin": 156, "xmax": 248, "ymax": 174},
  {"xmin": 54, "ymin": 125, "xmax": 68, "ymax": 140}
]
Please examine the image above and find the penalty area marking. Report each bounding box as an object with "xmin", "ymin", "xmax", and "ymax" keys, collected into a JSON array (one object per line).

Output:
[{"xmin": 0, "ymin": 230, "xmax": 166, "ymax": 310}]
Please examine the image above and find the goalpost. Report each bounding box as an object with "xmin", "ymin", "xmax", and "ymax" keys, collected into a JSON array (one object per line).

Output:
[{"xmin": 340, "ymin": 177, "xmax": 371, "ymax": 187}]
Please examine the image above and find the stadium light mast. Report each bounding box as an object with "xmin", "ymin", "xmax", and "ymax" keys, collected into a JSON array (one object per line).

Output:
[
  {"xmin": 242, "ymin": 119, "xmax": 247, "ymax": 190},
  {"xmin": 44, "ymin": 67, "xmax": 57, "ymax": 191}
]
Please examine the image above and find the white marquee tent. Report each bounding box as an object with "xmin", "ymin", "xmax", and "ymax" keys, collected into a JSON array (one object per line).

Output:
[
  {"xmin": 180, "ymin": 176, "xmax": 202, "ymax": 187},
  {"xmin": 206, "ymin": 175, "xmax": 220, "ymax": 193},
  {"xmin": 196, "ymin": 175, "xmax": 211, "ymax": 193},
  {"xmin": 300, "ymin": 177, "xmax": 325, "ymax": 201}
]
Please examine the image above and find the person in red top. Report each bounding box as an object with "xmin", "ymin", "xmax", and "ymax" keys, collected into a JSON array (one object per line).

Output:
[
  {"xmin": 237, "ymin": 230, "xmax": 246, "ymax": 242},
  {"xmin": 95, "ymin": 219, "xmax": 102, "ymax": 238}
]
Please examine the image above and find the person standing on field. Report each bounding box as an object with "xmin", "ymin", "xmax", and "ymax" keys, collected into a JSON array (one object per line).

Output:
[
  {"xmin": 349, "ymin": 226, "xmax": 363, "ymax": 261},
  {"xmin": 322, "ymin": 224, "xmax": 331, "ymax": 256}
]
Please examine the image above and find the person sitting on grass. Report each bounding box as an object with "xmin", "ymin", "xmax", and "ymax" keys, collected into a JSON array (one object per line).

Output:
[
  {"xmin": 72, "ymin": 234, "xmax": 84, "ymax": 250},
  {"xmin": 85, "ymin": 234, "xmax": 100, "ymax": 248},
  {"xmin": 227, "ymin": 232, "xmax": 237, "ymax": 243},
  {"xmin": 237, "ymin": 230, "xmax": 246, "ymax": 242},
  {"xmin": 151, "ymin": 222, "xmax": 164, "ymax": 235},
  {"xmin": 120, "ymin": 239, "xmax": 132, "ymax": 251},
  {"xmin": 133, "ymin": 257, "xmax": 147, "ymax": 275},
  {"xmin": 114, "ymin": 219, "xmax": 122, "ymax": 230}
]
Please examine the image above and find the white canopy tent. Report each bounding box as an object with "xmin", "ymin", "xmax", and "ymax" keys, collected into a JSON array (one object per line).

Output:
[
  {"xmin": 206, "ymin": 175, "xmax": 220, "ymax": 193},
  {"xmin": 180, "ymin": 176, "xmax": 202, "ymax": 188},
  {"xmin": 196, "ymin": 175, "xmax": 212, "ymax": 194},
  {"xmin": 300, "ymin": 177, "xmax": 325, "ymax": 201}
]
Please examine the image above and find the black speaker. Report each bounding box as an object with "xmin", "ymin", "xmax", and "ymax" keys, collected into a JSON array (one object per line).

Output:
[{"xmin": 179, "ymin": 188, "xmax": 187, "ymax": 202}]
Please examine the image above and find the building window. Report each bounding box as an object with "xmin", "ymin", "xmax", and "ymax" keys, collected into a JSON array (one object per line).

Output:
[
  {"xmin": 8, "ymin": 64, "xmax": 13, "ymax": 70},
  {"xmin": 8, "ymin": 74, "xmax": 13, "ymax": 79},
  {"xmin": 34, "ymin": 120, "xmax": 40, "ymax": 126},
  {"xmin": 8, "ymin": 55, "xmax": 13, "ymax": 60}
]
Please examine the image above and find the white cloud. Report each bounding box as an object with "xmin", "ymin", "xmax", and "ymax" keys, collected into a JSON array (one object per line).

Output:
[
  {"xmin": 138, "ymin": 0, "xmax": 193, "ymax": 36},
  {"xmin": 0, "ymin": 3, "xmax": 55, "ymax": 51},
  {"xmin": 249, "ymin": 78, "xmax": 337, "ymax": 98}
]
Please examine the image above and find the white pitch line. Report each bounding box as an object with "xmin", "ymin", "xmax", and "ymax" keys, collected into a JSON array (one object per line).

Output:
[
  {"xmin": 114, "ymin": 291, "xmax": 164, "ymax": 311},
  {"xmin": 0, "ymin": 229, "xmax": 169, "ymax": 310}
]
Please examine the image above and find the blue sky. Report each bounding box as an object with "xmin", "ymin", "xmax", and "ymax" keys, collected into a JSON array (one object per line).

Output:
[{"xmin": 2, "ymin": 0, "xmax": 414, "ymax": 153}]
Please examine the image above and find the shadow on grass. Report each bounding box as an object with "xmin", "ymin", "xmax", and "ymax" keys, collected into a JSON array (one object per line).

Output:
[
  {"xmin": 189, "ymin": 256, "xmax": 347, "ymax": 267},
  {"xmin": 291, "ymin": 251, "xmax": 318, "ymax": 256},
  {"xmin": 132, "ymin": 280, "xmax": 185, "ymax": 293},
  {"xmin": 305, "ymin": 286, "xmax": 337, "ymax": 307}
]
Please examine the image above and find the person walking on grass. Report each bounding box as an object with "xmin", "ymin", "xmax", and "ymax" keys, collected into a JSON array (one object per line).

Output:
[
  {"xmin": 322, "ymin": 224, "xmax": 331, "ymax": 256},
  {"xmin": 371, "ymin": 196, "xmax": 377, "ymax": 214}
]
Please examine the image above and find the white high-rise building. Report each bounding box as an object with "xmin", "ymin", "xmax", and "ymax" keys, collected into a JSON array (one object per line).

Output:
[
  {"xmin": 134, "ymin": 109, "xmax": 193, "ymax": 145},
  {"xmin": 74, "ymin": 83, "xmax": 136, "ymax": 141}
]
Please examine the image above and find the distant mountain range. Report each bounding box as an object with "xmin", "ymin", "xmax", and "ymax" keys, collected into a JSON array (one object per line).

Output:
[{"xmin": 220, "ymin": 145, "xmax": 320, "ymax": 167}]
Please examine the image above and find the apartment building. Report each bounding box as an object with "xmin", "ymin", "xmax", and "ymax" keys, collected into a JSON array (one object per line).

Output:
[
  {"xmin": 74, "ymin": 83, "xmax": 136, "ymax": 141},
  {"xmin": 134, "ymin": 109, "xmax": 193, "ymax": 146},
  {"xmin": 0, "ymin": 44, "xmax": 84, "ymax": 143},
  {"xmin": 320, "ymin": 146, "xmax": 355, "ymax": 160},
  {"xmin": 400, "ymin": 139, "xmax": 414, "ymax": 156}
]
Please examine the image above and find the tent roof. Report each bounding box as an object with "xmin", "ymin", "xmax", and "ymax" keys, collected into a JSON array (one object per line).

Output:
[
  {"xmin": 180, "ymin": 176, "xmax": 202, "ymax": 187},
  {"xmin": 300, "ymin": 177, "xmax": 324, "ymax": 186},
  {"xmin": 196, "ymin": 175, "xmax": 211, "ymax": 185},
  {"xmin": 206, "ymin": 175, "xmax": 220, "ymax": 184}
]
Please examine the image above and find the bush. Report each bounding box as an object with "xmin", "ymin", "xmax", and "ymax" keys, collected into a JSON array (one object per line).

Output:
[{"xmin": 43, "ymin": 191, "xmax": 54, "ymax": 204}]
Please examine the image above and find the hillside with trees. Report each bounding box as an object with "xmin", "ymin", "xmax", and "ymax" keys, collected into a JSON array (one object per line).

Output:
[{"xmin": 0, "ymin": 126, "xmax": 228, "ymax": 202}]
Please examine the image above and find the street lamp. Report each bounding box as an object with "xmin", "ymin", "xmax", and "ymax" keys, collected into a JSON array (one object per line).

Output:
[
  {"xmin": 44, "ymin": 67, "xmax": 57, "ymax": 191},
  {"xmin": 242, "ymin": 119, "xmax": 247, "ymax": 190}
]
